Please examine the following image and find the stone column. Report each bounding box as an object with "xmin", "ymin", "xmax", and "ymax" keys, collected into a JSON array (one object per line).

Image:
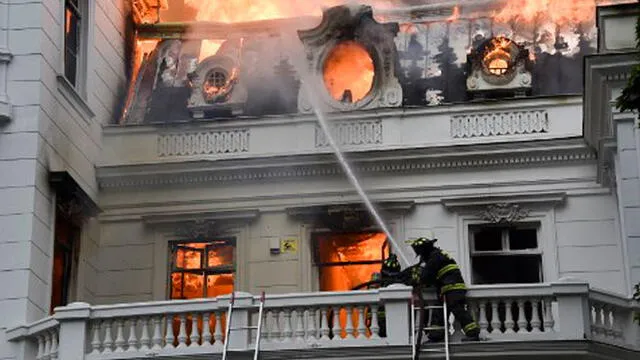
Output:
[
  {"xmin": 551, "ymin": 278, "xmax": 591, "ymax": 340},
  {"xmin": 379, "ymin": 284, "xmax": 412, "ymax": 345},
  {"xmin": 54, "ymin": 302, "xmax": 92, "ymax": 359}
]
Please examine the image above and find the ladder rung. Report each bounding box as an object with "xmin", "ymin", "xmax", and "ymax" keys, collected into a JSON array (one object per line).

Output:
[
  {"xmin": 415, "ymin": 306, "xmax": 444, "ymax": 309},
  {"xmin": 229, "ymin": 326, "xmax": 259, "ymax": 330},
  {"xmin": 421, "ymin": 326, "xmax": 446, "ymax": 330},
  {"xmin": 421, "ymin": 349, "xmax": 446, "ymax": 352}
]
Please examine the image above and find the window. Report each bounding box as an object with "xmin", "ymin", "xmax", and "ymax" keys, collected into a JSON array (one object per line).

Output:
[
  {"xmin": 169, "ymin": 238, "xmax": 235, "ymax": 299},
  {"xmin": 313, "ymin": 232, "xmax": 388, "ymax": 291},
  {"xmin": 64, "ymin": 0, "xmax": 82, "ymax": 86},
  {"xmin": 469, "ymin": 223, "xmax": 542, "ymax": 285},
  {"xmin": 50, "ymin": 205, "xmax": 81, "ymax": 313}
]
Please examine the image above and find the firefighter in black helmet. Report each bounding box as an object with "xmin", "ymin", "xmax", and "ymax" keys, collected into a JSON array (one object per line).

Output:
[{"xmin": 406, "ymin": 234, "xmax": 480, "ymax": 342}]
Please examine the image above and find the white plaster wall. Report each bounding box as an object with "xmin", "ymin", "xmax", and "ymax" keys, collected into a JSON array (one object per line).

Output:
[
  {"xmin": 615, "ymin": 118, "xmax": 640, "ymax": 292},
  {"xmin": 0, "ymin": 0, "xmax": 127, "ymax": 358},
  {"xmin": 554, "ymin": 194, "xmax": 626, "ymax": 293}
]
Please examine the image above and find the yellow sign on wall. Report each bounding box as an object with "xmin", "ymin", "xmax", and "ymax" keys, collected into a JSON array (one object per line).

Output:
[{"xmin": 280, "ymin": 238, "xmax": 298, "ymax": 253}]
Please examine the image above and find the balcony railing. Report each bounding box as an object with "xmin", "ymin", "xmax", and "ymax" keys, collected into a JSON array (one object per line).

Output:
[{"xmin": 7, "ymin": 280, "xmax": 639, "ymax": 359}]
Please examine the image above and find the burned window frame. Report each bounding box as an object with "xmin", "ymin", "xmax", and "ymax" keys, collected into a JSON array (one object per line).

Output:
[
  {"xmin": 50, "ymin": 205, "xmax": 82, "ymax": 314},
  {"xmin": 64, "ymin": 0, "xmax": 82, "ymax": 87},
  {"xmin": 168, "ymin": 237, "xmax": 236, "ymax": 299},
  {"xmin": 469, "ymin": 222, "xmax": 543, "ymax": 285}
]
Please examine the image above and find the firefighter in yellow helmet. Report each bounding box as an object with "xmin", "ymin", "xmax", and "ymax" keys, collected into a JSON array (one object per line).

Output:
[{"xmin": 406, "ymin": 233, "xmax": 480, "ymax": 342}]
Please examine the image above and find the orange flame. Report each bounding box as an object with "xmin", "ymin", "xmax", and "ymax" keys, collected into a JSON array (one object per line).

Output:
[
  {"xmin": 483, "ymin": 36, "xmax": 513, "ymax": 75},
  {"xmin": 323, "ymin": 40, "xmax": 375, "ymax": 103},
  {"xmin": 447, "ymin": 5, "xmax": 460, "ymax": 22}
]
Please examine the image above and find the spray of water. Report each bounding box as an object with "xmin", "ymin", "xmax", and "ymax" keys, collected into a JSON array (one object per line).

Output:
[{"xmin": 298, "ymin": 81, "xmax": 412, "ymax": 268}]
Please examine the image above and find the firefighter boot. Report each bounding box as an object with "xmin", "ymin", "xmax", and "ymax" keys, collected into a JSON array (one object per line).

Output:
[{"xmin": 461, "ymin": 322, "xmax": 481, "ymax": 342}]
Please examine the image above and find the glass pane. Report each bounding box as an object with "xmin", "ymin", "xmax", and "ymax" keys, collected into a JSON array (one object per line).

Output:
[
  {"xmin": 509, "ymin": 228, "xmax": 538, "ymax": 250},
  {"xmin": 319, "ymin": 263, "xmax": 383, "ymax": 291},
  {"xmin": 207, "ymin": 243, "xmax": 234, "ymax": 267},
  {"xmin": 170, "ymin": 273, "xmax": 183, "ymax": 299},
  {"xmin": 206, "ymin": 274, "xmax": 234, "ymax": 298},
  {"xmin": 473, "ymin": 228, "xmax": 503, "ymax": 251},
  {"xmin": 471, "ymin": 255, "xmax": 542, "ymax": 284},
  {"xmin": 182, "ymin": 273, "xmax": 204, "ymax": 299},
  {"xmin": 316, "ymin": 232, "xmax": 387, "ymax": 264},
  {"xmin": 175, "ymin": 246, "xmax": 203, "ymax": 270}
]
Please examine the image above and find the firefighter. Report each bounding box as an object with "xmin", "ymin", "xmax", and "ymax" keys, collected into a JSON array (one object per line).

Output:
[{"xmin": 406, "ymin": 234, "xmax": 480, "ymax": 342}]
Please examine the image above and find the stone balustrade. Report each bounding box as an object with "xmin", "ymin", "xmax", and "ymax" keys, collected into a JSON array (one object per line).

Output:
[{"xmin": 6, "ymin": 281, "xmax": 639, "ymax": 359}]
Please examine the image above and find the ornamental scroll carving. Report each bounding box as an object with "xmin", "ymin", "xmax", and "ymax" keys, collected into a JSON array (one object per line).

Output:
[
  {"xmin": 450, "ymin": 110, "xmax": 549, "ymax": 138},
  {"xmin": 478, "ymin": 203, "xmax": 530, "ymax": 224},
  {"xmin": 315, "ymin": 119, "xmax": 382, "ymax": 147},
  {"xmin": 157, "ymin": 129, "xmax": 249, "ymax": 157}
]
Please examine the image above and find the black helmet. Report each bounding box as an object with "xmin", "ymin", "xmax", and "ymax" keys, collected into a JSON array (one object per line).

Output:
[
  {"xmin": 382, "ymin": 253, "xmax": 401, "ymax": 272},
  {"xmin": 406, "ymin": 232, "xmax": 437, "ymax": 256}
]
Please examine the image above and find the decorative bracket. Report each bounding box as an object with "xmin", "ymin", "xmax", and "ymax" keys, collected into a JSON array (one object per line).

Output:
[{"xmin": 477, "ymin": 203, "xmax": 530, "ymax": 224}]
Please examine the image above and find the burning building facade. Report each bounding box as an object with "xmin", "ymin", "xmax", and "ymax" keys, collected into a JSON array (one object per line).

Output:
[{"xmin": 2, "ymin": 1, "xmax": 640, "ymax": 360}]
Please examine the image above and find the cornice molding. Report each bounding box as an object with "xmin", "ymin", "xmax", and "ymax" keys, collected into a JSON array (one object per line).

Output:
[
  {"xmin": 142, "ymin": 209, "xmax": 260, "ymax": 226},
  {"xmin": 98, "ymin": 142, "xmax": 596, "ymax": 190},
  {"xmin": 441, "ymin": 191, "xmax": 567, "ymax": 210}
]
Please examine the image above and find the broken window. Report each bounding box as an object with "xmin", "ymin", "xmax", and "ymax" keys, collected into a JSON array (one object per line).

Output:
[
  {"xmin": 169, "ymin": 238, "xmax": 235, "ymax": 299},
  {"xmin": 313, "ymin": 232, "xmax": 388, "ymax": 291},
  {"xmin": 470, "ymin": 223, "xmax": 542, "ymax": 285},
  {"xmin": 64, "ymin": 0, "xmax": 81, "ymax": 86},
  {"xmin": 50, "ymin": 205, "xmax": 81, "ymax": 314}
]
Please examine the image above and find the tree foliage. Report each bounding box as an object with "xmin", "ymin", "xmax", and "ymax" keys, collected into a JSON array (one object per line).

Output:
[{"xmin": 615, "ymin": 1, "xmax": 640, "ymax": 115}]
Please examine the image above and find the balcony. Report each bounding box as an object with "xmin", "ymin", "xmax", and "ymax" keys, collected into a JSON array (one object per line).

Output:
[
  {"xmin": 97, "ymin": 96, "xmax": 585, "ymax": 190},
  {"xmin": 7, "ymin": 280, "xmax": 639, "ymax": 360}
]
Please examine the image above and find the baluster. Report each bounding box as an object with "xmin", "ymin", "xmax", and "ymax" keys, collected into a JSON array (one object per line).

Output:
[
  {"xmin": 331, "ymin": 306, "xmax": 340, "ymax": 340},
  {"xmin": 42, "ymin": 332, "xmax": 51, "ymax": 360},
  {"xmin": 103, "ymin": 319, "xmax": 114, "ymax": 353},
  {"xmin": 344, "ymin": 306, "xmax": 355, "ymax": 339},
  {"xmin": 90, "ymin": 321, "xmax": 102, "ymax": 354},
  {"xmin": 530, "ymin": 300, "xmax": 542, "ymax": 333},
  {"xmin": 592, "ymin": 304, "xmax": 603, "ymax": 338},
  {"xmin": 543, "ymin": 299, "xmax": 554, "ymax": 332},
  {"xmin": 516, "ymin": 300, "xmax": 527, "ymax": 333},
  {"xmin": 151, "ymin": 316, "xmax": 163, "ymax": 350},
  {"xmin": 282, "ymin": 308, "xmax": 293, "ymax": 342},
  {"xmin": 294, "ymin": 308, "xmax": 305, "ymax": 342},
  {"xmin": 127, "ymin": 318, "xmax": 139, "ymax": 352},
  {"xmin": 370, "ymin": 305, "xmax": 380, "ymax": 339},
  {"xmin": 356, "ymin": 306, "xmax": 366, "ymax": 339},
  {"xmin": 213, "ymin": 312, "xmax": 223, "ymax": 349},
  {"xmin": 202, "ymin": 312, "xmax": 212, "ymax": 346},
  {"xmin": 602, "ymin": 305, "xmax": 612, "ymax": 339},
  {"xmin": 504, "ymin": 299, "xmax": 515, "ymax": 334},
  {"xmin": 478, "ymin": 301, "xmax": 489, "ymax": 338},
  {"xmin": 165, "ymin": 315, "xmax": 175, "ymax": 348},
  {"xmin": 320, "ymin": 307, "xmax": 331, "ymax": 341},
  {"xmin": 611, "ymin": 308, "xmax": 624, "ymax": 341},
  {"xmin": 306, "ymin": 308, "xmax": 317, "ymax": 341},
  {"xmin": 177, "ymin": 313, "xmax": 188, "ymax": 348},
  {"xmin": 114, "ymin": 319, "xmax": 126, "ymax": 352},
  {"xmin": 490, "ymin": 300, "xmax": 501, "ymax": 334},
  {"xmin": 265, "ymin": 310, "xmax": 275, "ymax": 343},
  {"xmin": 189, "ymin": 313, "xmax": 200, "ymax": 346},
  {"xmin": 36, "ymin": 334, "xmax": 45, "ymax": 360},
  {"xmin": 139, "ymin": 317, "xmax": 151, "ymax": 351},
  {"xmin": 49, "ymin": 330, "xmax": 58, "ymax": 360}
]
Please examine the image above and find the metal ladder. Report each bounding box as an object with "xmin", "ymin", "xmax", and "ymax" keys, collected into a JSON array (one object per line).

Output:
[
  {"xmin": 222, "ymin": 291, "xmax": 266, "ymax": 360},
  {"xmin": 411, "ymin": 294, "xmax": 450, "ymax": 360}
]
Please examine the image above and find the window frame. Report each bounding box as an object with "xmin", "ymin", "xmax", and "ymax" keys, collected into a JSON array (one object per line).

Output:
[
  {"xmin": 469, "ymin": 222, "xmax": 542, "ymax": 257},
  {"xmin": 60, "ymin": 0, "xmax": 93, "ymax": 100},
  {"xmin": 50, "ymin": 202, "xmax": 82, "ymax": 314},
  {"xmin": 311, "ymin": 231, "xmax": 389, "ymax": 267},
  {"xmin": 168, "ymin": 237, "xmax": 236, "ymax": 300}
]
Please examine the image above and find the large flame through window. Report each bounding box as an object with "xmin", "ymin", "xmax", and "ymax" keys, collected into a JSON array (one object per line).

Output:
[
  {"xmin": 323, "ymin": 41, "xmax": 375, "ymax": 103},
  {"xmin": 315, "ymin": 232, "xmax": 388, "ymax": 291},
  {"xmin": 483, "ymin": 37, "xmax": 513, "ymax": 76},
  {"xmin": 170, "ymin": 240, "xmax": 235, "ymax": 300}
]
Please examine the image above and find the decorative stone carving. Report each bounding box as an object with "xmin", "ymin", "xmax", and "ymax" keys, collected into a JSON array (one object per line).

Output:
[
  {"xmin": 466, "ymin": 36, "xmax": 533, "ymax": 98},
  {"xmin": 157, "ymin": 129, "xmax": 250, "ymax": 157},
  {"xmin": 450, "ymin": 110, "xmax": 549, "ymax": 138},
  {"xmin": 315, "ymin": 119, "xmax": 382, "ymax": 147},
  {"xmin": 186, "ymin": 38, "xmax": 248, "ymax": 118},
  {"xmin": 478, "ymin": 204, "xmax": 530, "ymax": 224},
  {"xmin": 297, "ymin": 5, "xmax": 403, "ymax": 113},
  {"xmin": 175, "ymin": 220, "xmax": 219, "ymax": 241}
]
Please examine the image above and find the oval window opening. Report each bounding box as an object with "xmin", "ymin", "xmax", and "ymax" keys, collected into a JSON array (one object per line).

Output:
[{"xmin": 323, "ymin": 41, "xmax": 374, "ymax": 103}]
